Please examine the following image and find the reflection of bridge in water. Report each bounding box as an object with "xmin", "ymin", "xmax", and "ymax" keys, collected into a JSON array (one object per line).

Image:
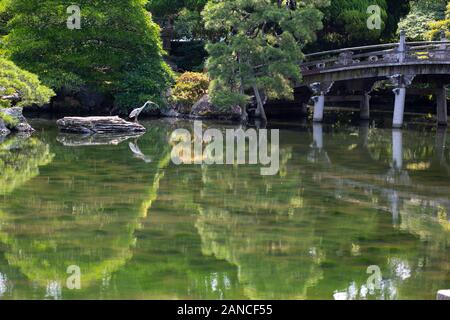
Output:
[
  {"xmin": 298, "ymin": 31, "xmax": 450, "ymax": 128},
  {"xmin": 308, "ymin": 123, "xmax": 450, "ymax": 227}
]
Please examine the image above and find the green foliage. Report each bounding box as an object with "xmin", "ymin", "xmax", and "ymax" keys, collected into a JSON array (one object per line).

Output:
[
  {"xmin": 307, "ymin": 0, "xmax": 411, "ymax": 51},
  {"xmin": 170, "ymin": 41, "xmax": 208, "ymax": 71},
  {"xmin": 398, "ymin": 0, "xmax": 447, "ymax": 41},
  {"xmin": 203, "ymin": 0, "xmax": 327, "ymax": 113},
  {"xmin": 0, "ymin": 57, "xmax": 55, "ymax": 112},
  {"xmin": 146, "ymin": 0, "xmax": 208, "ymax": 39},
  {"xmin": 313, "ymin": 0, "xmax": 389, "ymax": 50},
  {"xmin": 147, "ymin": 0, "xmax": 207, "ymax": 18},
  {"xmin": 428, "ymin": 2, "xmax": 450, "ymax": 40},
  {"xmin": 171, "ymin": 72, "xmax": 209, "ymax": 106},
  {"xmin": 3, "ymin": 0, "xmax": 173, "ymax": 111},
  {"xmin": 173, "ymin": 8, "xmax": 206, "ymax": 40}
]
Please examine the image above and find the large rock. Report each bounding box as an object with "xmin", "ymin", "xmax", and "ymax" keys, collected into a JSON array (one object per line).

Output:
[
  {"xmin": 0, "ymin": 107, "xmax": 35, "ymax": 134},
  {"xmin": 57, "ymin": 116, "xmax": 146, "ymax": 134},
  {"xmin": 164, "ymin": 95, "xmax": 242, "ymax": 120},
  {"xmin": 190, "ymin": 95, "xmax": 242, "ymax": 120},
  {"xmin": 0, "ymin": 118, "xmax": 11, "ymax": 136}
]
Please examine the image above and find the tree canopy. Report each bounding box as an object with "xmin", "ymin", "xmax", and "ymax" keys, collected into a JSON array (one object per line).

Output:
[
  {"xmin": 147, "ymin": 0, "xmax": 207, "ymax": 18},
  {"xmin": 428, "ymin": 2, "xmax": 450, "ymax": 40},
  {"xmin": 2, "ymin": 0, "xmax": 173, "ymax": 111},
  {"xmin": 398, "ymin": 0, "xmax": 448, "ymax": 41},
  {"xmin": 310, "ymin": 0, "xmax": 410, "ymax": 50},
  {"xmin": 0, "ymin": 57, "xmax": 55, "ymax": 110}
]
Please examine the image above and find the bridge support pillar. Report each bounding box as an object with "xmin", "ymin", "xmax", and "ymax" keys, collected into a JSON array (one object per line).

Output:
[
  {"xmin": 312, "ymin": 95, "xmax": 325, "ymax": 122},
  {"xmin": 393, "ymin": 88, "xmax": 406, "ymax": 128},
  {"xmin": 309, "ymin": 82, "xmax": 334, "ymax": 122},
  {"xmin": 436, "ymin": 86, "xmax": 448, "ymax": 126},
  {"xmin": 360, "ymin": 92, "xmax": 371, "ymax": 120},
  {"xmin": 389, "ymin": 74, "xmax": 415, "ymax": 128}
]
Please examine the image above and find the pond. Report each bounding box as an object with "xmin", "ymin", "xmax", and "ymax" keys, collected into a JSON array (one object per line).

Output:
[{"xmin": 0, "ymin": 114, "xmax": 449, "ymax": 300}]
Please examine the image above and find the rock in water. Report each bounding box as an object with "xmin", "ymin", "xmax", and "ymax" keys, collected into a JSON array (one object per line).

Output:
[
  {"xmin": 0, "ymin": 107, "xmax": 35, "ymax": 133},
  {"xmin": 56, "ymin": 116, "xmax": 146, "ymax": 134}
]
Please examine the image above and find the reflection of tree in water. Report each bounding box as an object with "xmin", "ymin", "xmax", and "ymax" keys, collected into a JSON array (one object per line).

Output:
[
  {"xmin": 99, "ymin": 166, "xmax": 246, "ymax": 299},
  {"xmin": 0, "ymin": 135, "xmax": 54, "ymax": 195},
  {"xmin": 193, "ymin": 149, "xmax": 328, "ymax": 299},
  {"xmin": 194, "ymin": 127, "xmax": 450, "ymax": 299},
  {"xmin": 306, "ymin": 127, "xmax": 450, "ymax": 299},
  {"xmin": 0, "ymin": 124, "xmax": 172, "ymax": 298},
  {"xmin": 1, "ymin": 121, "xmax": 449, "ymax": 299}
]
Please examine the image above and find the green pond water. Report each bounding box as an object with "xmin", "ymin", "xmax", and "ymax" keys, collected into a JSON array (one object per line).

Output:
[{"xmin": 0, "ymin": 115, "xmax": 449, "ymax": 300}]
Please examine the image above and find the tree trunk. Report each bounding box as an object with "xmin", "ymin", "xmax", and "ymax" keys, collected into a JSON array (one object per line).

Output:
[
  {"xmin": 253, "ymin": 85, "xmax": 267, "ymax": 123},
  {"xmin": 240, "ymin": 106, "xmax": 249, "ymax": 123}
]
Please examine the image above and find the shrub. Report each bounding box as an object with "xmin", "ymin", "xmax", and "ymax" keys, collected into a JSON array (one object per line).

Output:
[
  {"xmin": 171, "ymin": 72, "xmax": 209, "ymax": 109},
  {"xmin": 0, "ymin": 57, "xmax": 55, "ymax": 124}
]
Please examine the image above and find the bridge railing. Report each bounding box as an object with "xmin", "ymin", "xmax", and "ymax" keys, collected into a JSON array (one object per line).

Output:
[{"xmin": 301, "ymin": 31, "xmax": 450, "ymax": 75}]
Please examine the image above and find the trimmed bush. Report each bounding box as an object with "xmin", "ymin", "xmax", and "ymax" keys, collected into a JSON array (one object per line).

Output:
[{"xmin": 170, "ymin": 72, "xmax": 209, "ymax": 112}]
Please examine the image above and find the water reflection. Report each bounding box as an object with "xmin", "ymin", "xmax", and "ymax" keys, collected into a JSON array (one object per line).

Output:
[
  {"xmin": 57, "ymin": 132, "xmax": 144, "ymax": 147},
  {"xmin": 0, "ymin": 125, "xmax": 172, "ymax": 299},
  {"xmin": 129, "ymin": 141, "xmax": 152, "ymax": 163},
  {"xmin": 0, "ymin": 135, "xmax": 54, "ymax": 195},
  {"xmin": 0, "ymin": 120, "xmax": 449, "ymax": 299}
]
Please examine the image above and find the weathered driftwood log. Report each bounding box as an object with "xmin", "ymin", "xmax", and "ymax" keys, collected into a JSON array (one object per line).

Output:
[
  {"xmin": 56, "ymin": 116, "xmax": 146, "ymax": 134},
  {"xmin": 57, "ymin": 132, "xmax": 144, "ymax": 147}
]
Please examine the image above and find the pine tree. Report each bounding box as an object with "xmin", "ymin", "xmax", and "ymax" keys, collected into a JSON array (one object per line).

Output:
[
  {"xmin": 3, "ymin": 0, "xmax": 173, "ymax": 111},
  {"xmin": 203, "ymin": 0, "xmax": 327, "ymax": 122}
]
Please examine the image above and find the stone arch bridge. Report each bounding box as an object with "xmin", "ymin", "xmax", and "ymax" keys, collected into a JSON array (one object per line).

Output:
[{"xmin": 298, "ymin": 31, "xmax": 450, "ymax": 128}]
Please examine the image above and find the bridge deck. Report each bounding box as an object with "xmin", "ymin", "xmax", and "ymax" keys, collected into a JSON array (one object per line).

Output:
[{"xmin": 299, "ymin": 31, "xmax": 449, "ymax": 128}]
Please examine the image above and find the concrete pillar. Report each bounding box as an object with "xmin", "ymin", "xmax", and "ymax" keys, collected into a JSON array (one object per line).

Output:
[
  {"xmin": 313, "ymin": 123, "xmax": 323, "ymax": 149},
  {"xmin": 398, "ymin": 30, "xmax": 407, "ymax": 63},
  {"xmin": 312, "ymin": 95, "xmax": 325, "ymax": 122},
  {"xmin": 392, "ymin": 129, "xmax": 403, "ymax": 170},
  {"xmin": 389, "ymin": 74, "xmax": 415, "ymax": 128},
  {"xmin": 440, "ymin": 30, "xmax": 447, "ymax": 51},
  {"xmin": 360, "ymin": 93, "xmax": 371, "ymax": 120},
  {"xmin": 393, "ymin": 88, "xmax": 406, "ymax": 128},
  {"xmin": 436, "ymin": 87, "xmax": 448, "ymax": 126},
  {"xmin": 309, "ymin": 81, "xmax": 334, "ymax": 123}
]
